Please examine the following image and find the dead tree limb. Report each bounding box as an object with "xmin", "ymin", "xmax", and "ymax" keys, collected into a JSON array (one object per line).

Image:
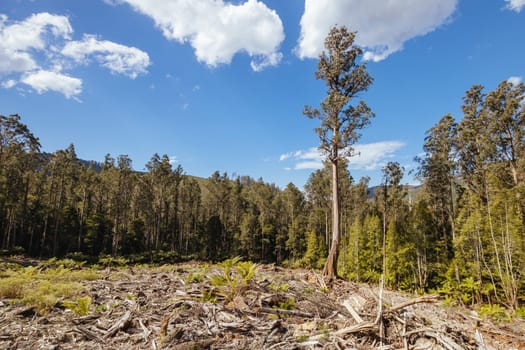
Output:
[
  {"xmin": 406, "ymin": 328, "xmax": 464, "ymax": 350},
  {"xmin": 256, "ymin": 307, "xmax": 315, "ymax": 318},
  {"xmin": 104, "ymin": 310, "xmax": 132, "ymax": 338},
  {"xmin": 384, "ymin": 294, "xmax": 440, "ymax": 315},
  {"xmin": 73, "ymin": 326, "xmax": 104, "ymax": 343}
]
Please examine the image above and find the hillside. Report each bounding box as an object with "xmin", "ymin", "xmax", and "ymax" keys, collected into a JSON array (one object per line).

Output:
[{"xmin": 1, "ymin": 259, "xmax": 524, "ymax": 350}]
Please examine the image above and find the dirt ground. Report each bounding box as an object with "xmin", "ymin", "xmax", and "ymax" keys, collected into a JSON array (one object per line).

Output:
[{"xmin": 1, "ymin": 261, "xmax": 524, "ymax": 349}]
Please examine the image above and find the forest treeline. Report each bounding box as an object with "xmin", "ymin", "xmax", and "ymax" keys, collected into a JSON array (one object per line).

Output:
[{"xmin": 1, "ymin": 79, "xmax": 524, "ymax": 309}]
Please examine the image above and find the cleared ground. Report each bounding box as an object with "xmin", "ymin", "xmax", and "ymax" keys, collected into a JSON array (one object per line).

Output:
[{"xmin": 0, "ymin": 259, "xmax": 524, "ymax": 349}]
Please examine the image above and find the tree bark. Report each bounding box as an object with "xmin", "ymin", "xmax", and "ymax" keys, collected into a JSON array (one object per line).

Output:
[{"xmin": 323, "ymin": 159, "xmax": 340, "ymax": 280}]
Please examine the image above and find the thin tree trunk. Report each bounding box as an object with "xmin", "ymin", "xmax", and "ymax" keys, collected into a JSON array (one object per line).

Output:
[
  {"xmin": 78, "ymin": 188, "xmax": 87, "ymax": 252},
  {"xmin": 40, "ymin": 213, "xmax": 49, "ymax": 257},
  {"xmin": 323, "ymin": 160, "xmax": 340, "ymax": 280}
]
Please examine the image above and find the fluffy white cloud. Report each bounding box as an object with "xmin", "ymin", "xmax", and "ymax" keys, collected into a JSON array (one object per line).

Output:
[
  {"xmin": 21, "ymin": 70, "xmax": 82, "ymax": 98},
  {"xmin": 0, "ymin": 12, "xmax": 72, "ymax": 52},
  {"xmin": 0, "ymin": 12, "xmax": 150, "ymax": 98},
  {"xmin": 115, "ymin": 0, "xmax": 284, "ymax": 70},
  {"xmin": 0, "ymin": 13, "xmax": 71, "ymax": 73},
  {"xmin": 505, "ymin": 0, "xmax": 525, "ymax": 12},
  {"xmin": 507, "ymin": 76, "xmax": 523, "ymax": 86},
  {"xmin": 280, "ymin": 141, "xmax": 405, "ymax": 170},
  {"xmin": 296, "ymin": 0, "xmax": 457, "ymax": 61},
  {"xmin": 62, "ymin": 34, "xmax": 150, "ymax": 78}
]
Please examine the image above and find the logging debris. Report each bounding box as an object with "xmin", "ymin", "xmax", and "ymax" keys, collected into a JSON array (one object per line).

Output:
[{"xmin": 1, "ymin": 262, "xmax": 524, "ymax": 349}]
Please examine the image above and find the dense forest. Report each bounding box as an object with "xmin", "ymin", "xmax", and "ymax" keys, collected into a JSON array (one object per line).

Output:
[
  {"xmin": 2, "ymin": 75, "xmax": 524, "ymax": 311},
  {"xmin": 1, "ymin": 24, "xmax": 524, "ymax": 310}
]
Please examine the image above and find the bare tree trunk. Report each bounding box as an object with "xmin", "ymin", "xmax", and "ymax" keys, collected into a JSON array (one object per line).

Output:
[
  {"xmin": 323, "ymin": 160, "xmax": 340, "ymax": 280},
  {"xmin": 78, "ymin": 188, "xmax": 87, "ymax": 251}
]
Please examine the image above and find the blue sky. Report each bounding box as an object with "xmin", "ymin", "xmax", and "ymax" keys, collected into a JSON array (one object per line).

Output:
[{"xmin": 1, "ymin": 0, "xmax": 524, "ymax": 188}]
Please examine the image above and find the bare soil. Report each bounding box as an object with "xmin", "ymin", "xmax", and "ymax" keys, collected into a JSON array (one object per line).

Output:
[{"xmin": 1, "ymin": 262, "xmax": 524, "ymax": 349}]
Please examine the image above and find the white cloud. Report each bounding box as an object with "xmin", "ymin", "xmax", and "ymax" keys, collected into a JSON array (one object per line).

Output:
[
  {"xmin": 61, "ymin": 34, "xmax": 150, "ymax": 78},
  {"xmin": 0, "ymin": 12, "xmax": 72, "ymax": 52},
  {"xmin": 250, "ymin": 52, "xmax": 283, "ymax": 72},
  {"xmin": 295, "ymin": 160, "xmax": 324, "ymax": 170},
  {"xmin": 505, "ymin": 0, "xmax": 525, "ymax": 12},
  {"xmin": 169, "ymin": 156, "xmax": 178, "ymax": 165},
  {"xmin": 0, "ymin": 12, "xmax": 71, "ymax": 73},
  {"xmin": 115, "ymin": 0, "xmax": 284, "ymax": 70},
  {"xmin": 296, "ymin": 0, "xmax": 457, "ymax": 61},
  {"xmin": 508, "ymin": 76, "xmax": 523, "ymax": 86},
  {"xmin": 0, "ymin": 12, "xmax": 150, "ymax": 98},
  {"xmin": 1, "ymin": 79, "xmax": 16, "ymax": 88},
  {"xmin": 21, "ymin": 70, "xmax": 82, "ymax": 98},
  {"xmin": 280, "ymin": 141, "xmax": 405, "ymax": 171},
  {"xmin": 279, "ymin": 152, "xmax": 293, "ymax": 161},
  {"xmin": 351, "ymin": 141, "xmax": 405, "ymax": 170}
]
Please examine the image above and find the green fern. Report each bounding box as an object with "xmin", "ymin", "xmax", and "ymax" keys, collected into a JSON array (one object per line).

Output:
[
  {"xmin": 64, "ymin": 296, "xmax": 91, "ymax": 316},
  {"xmin": 209, "ymin": 257, "xmax": 258, "ymax": 302},
  {"xmin": 236, "ymin": 261, "xmax": 259, "ymax": 284}
]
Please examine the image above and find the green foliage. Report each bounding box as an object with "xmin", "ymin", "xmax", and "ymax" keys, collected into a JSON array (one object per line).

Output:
[
  {"xmin": 21, "ymin": 280, "xmax": 82, "ymax": 313},
  {"xmin": 2, "ymin": 78, "xmax": 525, "ymax": 315},
  {"xmin": 478, "ymin": 304, "xmax": 511, "ymax": 323},
  {"xmin": 276, "ymin": 297, "xmax": 295, "ymax": 310},
  {"xmin": 236, "ymin": 260, "xmax": 259, "ymax": 282},
  {"xmin": 200, "ymin": 289, "xmax": 218, "ymax": 303},
  {"xmin": 185, "ymin": 269, "xmax": 205, "ymax": 284},
  {"xmin": 296, "ymin": 335, "xmax": 309, "ymax": 343},
  {"xmin": 0, "ymin": 263, "xmax": 96, "ymax": 314},
  {"xmin": 268, "ymin": 281, "xmax": 290, "ymax": 293},
  {"xmin": 459, "ymin": 277, "xmax": 480, "ymax": 305},
  {"xmin": 98, "ymin": 255, "xmax": 128, "ymax": 267},
  {"xmin": 0, "ymin": 276, "xmax": 27, "ymax": 299},
  {"xmin": 63, "ymin": 296, "xmax": 91, "ymax": 316},
  {"xmin": 210, "ymin": 257, "xmax": 259, "ymax": 302},
  {"xmin": 303, "ymin": 230, "xmax": 323, "ymax": 269}
]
